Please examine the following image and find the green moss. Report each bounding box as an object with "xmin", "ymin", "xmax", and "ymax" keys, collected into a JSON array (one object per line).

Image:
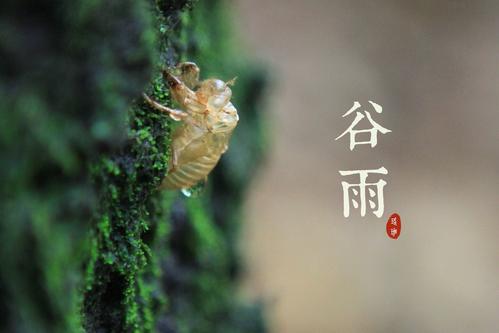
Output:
[
  {"xmin": 0, "ymin": 0, "xmax": 159, "ymax": 331},
  {"xmin": 81, "ymin": 1, "xmax": 194, "ymax": 331},
  {"xmin": 1, "ymin": 0, "xmax": 267, "ymax": 332}
]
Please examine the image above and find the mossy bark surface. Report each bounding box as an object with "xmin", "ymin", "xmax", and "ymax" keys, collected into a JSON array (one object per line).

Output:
[{"xmin": 0, "ymin": 1, "xmax": 267, "ymax": 332}]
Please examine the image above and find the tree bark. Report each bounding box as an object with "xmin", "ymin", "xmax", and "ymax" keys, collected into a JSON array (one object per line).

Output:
[{"xmin": 0, "ymin": 1, "xmax": 267, "ymax": 332}]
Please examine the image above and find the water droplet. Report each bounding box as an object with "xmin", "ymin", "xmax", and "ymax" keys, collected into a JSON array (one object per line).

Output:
[
  {"xmin": 180, "ymin": 180, "xmax": 207, "ymax": 198},
  {"xmin": 181, "ymin": 188, "xmax": 193, "ymax": 197}
]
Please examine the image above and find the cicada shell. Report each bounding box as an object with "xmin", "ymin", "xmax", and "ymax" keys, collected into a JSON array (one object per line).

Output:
[{"xmin": 143, "ymin": 62, "xmax": 238, "ymax": 190}]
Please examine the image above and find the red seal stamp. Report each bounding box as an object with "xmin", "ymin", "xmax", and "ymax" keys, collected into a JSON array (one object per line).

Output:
[{"xmin": 386, "ymin": 213, "xmax": 401, "ymax": 239}]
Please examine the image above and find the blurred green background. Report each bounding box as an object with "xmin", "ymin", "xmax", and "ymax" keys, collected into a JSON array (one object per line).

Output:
[{"xmin": 0, "ymin": 0, "xmax": 268, "ymax": 332}]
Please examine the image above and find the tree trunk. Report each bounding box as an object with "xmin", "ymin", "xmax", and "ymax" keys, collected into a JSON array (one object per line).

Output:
[{"xmin": 0, "ymin": 1, "xmax": 267, "ymax": 332}]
